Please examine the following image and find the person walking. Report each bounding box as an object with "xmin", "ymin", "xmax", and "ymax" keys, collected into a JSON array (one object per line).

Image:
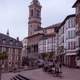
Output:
[
  {"xmin": 59, "ymin": 61, "xmax": 62, "ymax": 73},
  {"xmin": 54, "ymin": 60, "xmax": 59, "ymax": 76}
]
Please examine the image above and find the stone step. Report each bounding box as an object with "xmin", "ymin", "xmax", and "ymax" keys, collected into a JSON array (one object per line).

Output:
[
  {"xmin": 15, "ymin": 76, "xmax": 22, "ymax": 80},
  {"xmin": 10, "ymin": 74, "xmax": 30, "ymax": 80},
  {"xmin": 17, "ymin": 74, "xmax": 30, "ymax": 80},
  {"xmin": 12, "ymin": 77, "xmax": 18, "ymax": 80}
]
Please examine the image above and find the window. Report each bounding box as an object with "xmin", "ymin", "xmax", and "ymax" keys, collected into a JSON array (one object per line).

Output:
[
  {"xmin": 6, "ymin": 47, "xmax": 9, "ymax": 53},
  {"xmin": 76, "ymin": 6, "xmax": 80, "ymax": 15},
  {"xmin": 31, "ymin": 10, "xmax": 33, "ymax": 16},
  {"xmin": 68, "ymin": 18, "xmax": 75, "ymax": 28},
  {"xmin": 36, "ymin": 10, "xmax": 40, "ymax": 17},
  {"xmin": 13, "ymin": 48, "xmax": 15, "ymax": 53},
  {"xmin": 68, "ymin": 19, "xmax": 71, "ymax": 28},
  {"xmin": 68, "ymin": 30, "xmax": 75, "ymax": 39},
  {"xmin": 39, "ymin": 44, "xmax": 44, "ymax": 53},
  {"xmin": 71, "ymin": 18, "xmax": 75, "ymax": 28},
  {"xmin": 2, "ymin": 39, "xmax": 6, "ymax": 44},
  {"xmin": 68, "ymin": 41, "xmax": 75, "ymax": 50},
  {"xmin": 47, "ymin": 40, "xmax": 53, "ymax": 52},
  {"xmin": 68, "ymin": 42, "xmax": 70, "ymax": 49},
  {"xmin": 34, "ymin": 45, "xmax": 38, "ymax": 52},
  {"xmin": 27, "ymin": 47, "xmax": 31, "ymax": 53}
]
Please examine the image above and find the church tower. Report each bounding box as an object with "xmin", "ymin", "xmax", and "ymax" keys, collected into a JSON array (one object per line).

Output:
[{"xmin": 28, "ymin": 0, "xmax": 42, "ymax": 36}]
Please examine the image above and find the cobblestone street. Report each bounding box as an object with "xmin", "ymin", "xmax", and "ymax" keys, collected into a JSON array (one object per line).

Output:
[{"xmin": 2, "ymin": 67, "xmax": 80, "ymax": 80}]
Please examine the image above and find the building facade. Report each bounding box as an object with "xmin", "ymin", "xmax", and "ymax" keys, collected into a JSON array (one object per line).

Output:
[
  {"xmin": 22, "ymin": 38, "xmax": 27, "ymax": 58},
  {"xmin": 73, "ymin": 0, "xmax": 80, "ymax": 67},
  {"xmin": 38, "ymin": 24, "xmax": 59, "ymax": 60},
  {"xmin": 23, "ymin": 0, "xmax": 80, "ymax": 67},
  {"xmin": 73, "ymin": 0, "xmax": 80, "ymax": 57},
  {"xmin": 24, "ymin": 0, "xmax": 43, "ymax": 66},
  {"xmin": 57, "ymin": 23, "xmax": 64, "ymax": 64},
  {"xmin": 0, "ymin": 33, "xmax": 23, "ymax": 72},
  {"xmin": 61, "ymin": 15, "xmax": 76, "ymax": 67}
]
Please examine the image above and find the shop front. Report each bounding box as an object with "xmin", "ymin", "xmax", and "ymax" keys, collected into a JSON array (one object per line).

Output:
[
  {"xmin": 65, "ymin": 53, "xmax": 77, "ymax": 68},
  {"xmin": 76, "ymin": 50, "xmax": 80, "ymax": 68}
]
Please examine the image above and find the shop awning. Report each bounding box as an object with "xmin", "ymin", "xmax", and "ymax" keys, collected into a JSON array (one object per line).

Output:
[{"xmin": 66, "ymin": 53, "xmax": 77, "ymax": 56}]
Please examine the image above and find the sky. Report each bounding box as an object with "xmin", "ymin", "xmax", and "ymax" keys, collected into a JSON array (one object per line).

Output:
[{"xmin": 0, "ymin": 0, "xmax": 76, "ymax": 40}]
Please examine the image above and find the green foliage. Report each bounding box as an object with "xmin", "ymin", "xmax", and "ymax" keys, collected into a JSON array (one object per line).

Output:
[
  {"xmin": 41, "ymin": 53, "xmax": 48, "ymax": 60},
  {"xmin": 41, "ymin": 52, "xmax": 55, "ymax": 60},
  {"xmin": 0, "ymin": 52, "xmax": 8, "ymax": 60},
  {"xmin": 49, "ymin": 52, "xmax": 54, "ymax": 59}
]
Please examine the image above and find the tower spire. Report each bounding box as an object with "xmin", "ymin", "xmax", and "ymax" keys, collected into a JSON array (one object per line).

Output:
[{"xmin": 6, "ymin": 29, "xmax": 9, "ymax": 36}]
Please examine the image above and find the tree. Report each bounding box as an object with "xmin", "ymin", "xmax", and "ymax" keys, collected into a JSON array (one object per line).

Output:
[
  {"xmin": 49, "ymin": 52, "xmax": 55, "ymax": 60},
  {"xmin": 57, "ymin": 46, "xmax": 64, "ymax": 54},
  {"xmin": 0, "ymin": 52, "xmax": 8, "ymax": 80},
  {"xmin": 57, "ymin": 46, "xmax": 64, "ymax": 61}
]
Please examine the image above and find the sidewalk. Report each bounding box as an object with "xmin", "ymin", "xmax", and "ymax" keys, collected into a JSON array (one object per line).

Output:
[{"xmin": 2, "ymin": 67, "xmax": 80, "ymax": 80}]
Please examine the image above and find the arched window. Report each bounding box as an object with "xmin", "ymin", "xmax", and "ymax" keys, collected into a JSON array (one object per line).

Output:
[
  {"xmin": 31, "ymin": 10, "xmax": 33, "ymax": 16},
  {"xmin": 36, "ymin": 10, "xmax": 40, "ymax": 17}
]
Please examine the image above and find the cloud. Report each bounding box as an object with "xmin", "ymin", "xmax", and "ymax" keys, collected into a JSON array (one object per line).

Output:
[
  {"xmin": 41, "ymin": 0, "xmax": 75, "ymax": 27},
  {"xmin": 0, "ymin": 0, "xmax": 76, "ymax": 40}
]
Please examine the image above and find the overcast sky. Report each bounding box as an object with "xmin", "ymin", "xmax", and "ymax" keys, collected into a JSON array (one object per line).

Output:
[{"xmin": 0, "ymin": 0, "xmax": 76, "ymax": 40}]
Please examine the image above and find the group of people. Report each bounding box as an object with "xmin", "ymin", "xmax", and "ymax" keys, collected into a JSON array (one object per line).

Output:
[
  {"xmin": 54, "ymin": 60, "xmax": 62, "ymax": 74},
  {"xmin": 43, "ymin": 59, "xmax": 62, "ymax": 76}
]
